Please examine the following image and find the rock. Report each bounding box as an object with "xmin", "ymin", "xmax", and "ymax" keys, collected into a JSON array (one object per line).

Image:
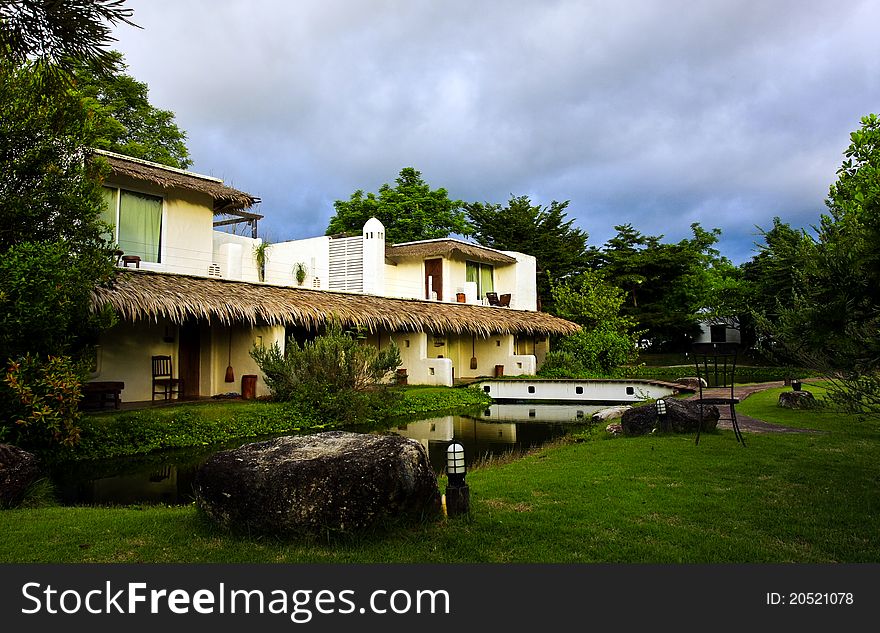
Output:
[
  {"xmin": 778, "ymin": 390, "xmax": 817, "ymax": 409},
  {"xmin": 592, "ymin": 405, "xmax": 631, "ymax": 423},
  {"xmin": 194, "ymin": 431, "xmax": 441, "ymax": 535},
  {"xmin": 0, "ymin": 444, "xmax": 41, "ymax": 508},
  {"xmin": 605, "ymin": 422, "xmax": 623, "ymax": 437},
  {"xmin": 620, "ymin": 399, "xmax": 719, "ymax": 436},
  {"xmin": 665, "ymin": 398, "xmax": 720, "ymax": 433},
  {"xmin": 677, "ymin": 377, "xmax": 707, "ymax": 391},
  {"xmin": 620, "ymin": 404, "xmax": 658, "ymax": 436}
]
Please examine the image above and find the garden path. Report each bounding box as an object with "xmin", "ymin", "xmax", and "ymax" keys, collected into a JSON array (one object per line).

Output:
[{"xmin": 685, "ymin": 380, "xmax": 820, "ymax": 435}]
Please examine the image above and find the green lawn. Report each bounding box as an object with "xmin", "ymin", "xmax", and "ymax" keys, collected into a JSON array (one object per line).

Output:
[{"xmin": 2, "ymin": 384, "xmax": 878, "ymax": 563}]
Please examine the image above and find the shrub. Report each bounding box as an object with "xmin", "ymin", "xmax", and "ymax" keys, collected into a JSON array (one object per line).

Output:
[
  {"xmin": 251, "ymin": 323, "xmax": 402, "ymax": 425},
  {"xmin": 1, "ymin": 354, "xmax": 85, "ymax": 447}
]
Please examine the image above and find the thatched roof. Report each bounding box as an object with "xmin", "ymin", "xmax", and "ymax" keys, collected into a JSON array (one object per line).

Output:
[
  {"xmin": 94, "ymin": 150, "xmax": 261, "ymax": 214},
  {"xmin": 386, "ymin": 239, "xmax": 517, "ymax": 265},
  {"xmin": 91, "ymin": 270, "xmax": 580, "ymax": 337}
]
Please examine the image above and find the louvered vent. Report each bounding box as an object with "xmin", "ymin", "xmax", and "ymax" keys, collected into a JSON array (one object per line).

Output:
[
  {"xmin": 328, "ymin": 236, "xmax": 363, "ymax": 292},
  {"xmin": 207, "ymin": 263, "xmax": 222, "ymax": 278}
]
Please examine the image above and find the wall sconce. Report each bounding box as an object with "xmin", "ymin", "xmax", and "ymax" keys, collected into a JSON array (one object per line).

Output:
[{"xmin": 163, "ymin": 325, "xmax": 175, "ymax": 343}]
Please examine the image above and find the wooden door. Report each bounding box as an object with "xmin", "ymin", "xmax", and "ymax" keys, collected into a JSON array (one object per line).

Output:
[
  {"xmin": 425, "ymin": 258, "xmax": 443, "ymax": 301},
  {"xmin": 178, "ymin": 321, "xmax": 201, "ymax": 398}
]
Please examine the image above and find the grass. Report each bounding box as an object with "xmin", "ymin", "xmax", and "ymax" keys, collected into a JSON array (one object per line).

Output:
[
  {"xmin": 2, "ymin": 383, "xmax": 878, "ymax": 562},
  {"xmin": 43, "ymin": 385, "xmax": 491, "ymax": 463}
]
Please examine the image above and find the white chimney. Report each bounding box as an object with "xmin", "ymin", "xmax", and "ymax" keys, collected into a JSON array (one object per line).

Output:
[{"xmin": 362, "ymin": 217, "xmax": 386, "ymax": 295}]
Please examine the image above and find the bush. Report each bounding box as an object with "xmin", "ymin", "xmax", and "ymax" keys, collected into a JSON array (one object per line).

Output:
[
  {"xmin": 1, "ymin": 354, "xmax": 85, "ymax": 447},
  {"xmin": 251, "ymin": 323, "xmax": 402, "ymax": 425},
  {"xmin": 539, "ymin": 326, "xmax": 639, "ymax": 378}
]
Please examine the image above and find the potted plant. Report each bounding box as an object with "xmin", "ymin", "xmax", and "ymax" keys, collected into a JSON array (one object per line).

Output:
[
  {"xmin": 294, "ymin": 262, "xmax": 308, "ymax": 285},
  {"xmin": 253, "ymin": 241, "xmax": 269, "ymax": 282}
]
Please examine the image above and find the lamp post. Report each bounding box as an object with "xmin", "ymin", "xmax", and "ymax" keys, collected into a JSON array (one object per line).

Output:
[
  {"xmin": 445, "ymin": 441, "xmax": 469, "ymax": 516},
  {"xmin": 656, "ymin": 398, "xmax": 668, "ymax": 432}
]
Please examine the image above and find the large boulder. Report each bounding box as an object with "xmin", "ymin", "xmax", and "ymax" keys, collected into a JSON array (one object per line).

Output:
[
  {"xmin": 620, "ymin": 399, "xmax": 719, "ymax": 436},
  {"xmin": 0, "ymin": 444, "xmax": 41, "ymax": 508},
  {"xmin": 194, "ymin": 431, "xmax": 441, "ymax": 535}
]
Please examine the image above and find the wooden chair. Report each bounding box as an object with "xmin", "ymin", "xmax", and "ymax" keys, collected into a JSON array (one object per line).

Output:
[
  {"xmin": 485, "ymin": 292, "xmax": 501, "ymax": 306},
  {"xmin": 691, "ymin": 342, "xmax": 744, "ymax": 445},
  {"xmin": 499, "ymin": 293, "xmax": 512, "ymax": 307},
  {"xmin": 152, "ymin": 355, "xmax": 183, "ymax": 401}
]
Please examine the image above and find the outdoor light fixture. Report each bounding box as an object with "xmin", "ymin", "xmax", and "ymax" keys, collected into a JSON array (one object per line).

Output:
[
  {"xmin": 445, "ymin": 441, "xmax": 469, "ymax": 516},
  {"xmin": 656, "ymin": 398, "xmax": 667, "ymax": 416},
  {"xmin": 446, "ymin": 442, "xmax": 466, "ymax": 487},
  {"xmin": 656, "ymin": 398, "xmax": 668, "ymax": 431}
]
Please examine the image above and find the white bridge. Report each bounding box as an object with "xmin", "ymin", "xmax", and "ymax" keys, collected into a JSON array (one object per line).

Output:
[{"xmin": 473, "ymin": 378, "xmax": 686, "ymax": 404}]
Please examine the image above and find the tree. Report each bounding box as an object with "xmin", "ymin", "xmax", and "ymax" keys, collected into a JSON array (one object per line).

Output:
[
  {"xmin": 326, "ymin": 167, "xmax": 469, "ymax": 244},
  {"xmin": 539, "ymin": 271, "xmax": 641, "ymax": 376},
  {"xmin": 0, "ymin": 1, "xmax": 130, "ymax": 445},
  {"xmin": 0, "ymin": 0, "xmax": 134, "ymax": 71},
  {"xmin": 766, "ymin": 114, "xmax": 880, "ymax": 416},
  {"xmin": 73, "ymin": 51, "xmax": 191, "ymax": 168},
  {"xmin": 465, "ymin": 195, "xmax": 590, "ymax": 311},
  {"xmin": 589, "ymin": 222, "xmax": 731, "ymax": 350}
]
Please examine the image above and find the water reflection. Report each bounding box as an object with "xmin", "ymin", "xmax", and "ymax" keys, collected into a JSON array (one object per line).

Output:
[{"xmin": 51, "ymin": 404, "xmax": 599, "ymax": 506}]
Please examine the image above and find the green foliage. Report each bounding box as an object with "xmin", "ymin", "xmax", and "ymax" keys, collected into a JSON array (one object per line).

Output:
[
  {"xmin": 73, "ymin": 51, "xmax": 191, "ymax": 169},
  {"xmin": 0, "ymin": 60, "xmax": 116, "ymax": 444},
  {"xmin": 386, "ymin": 386, "xmax": 492, "ymax": 417},
  {"xmin": 251, "ymin": 324, "xmax": 402, "ymax": 425},
  {"xmin": 588, "ymin": 222, "xmax": 734, "ymax": 350},
  {"xmin": 2, "ymin": 354, "xmax": 86, "ymax": 447},
  {"xmin": 326, "ymin": 167, "xmax": 469, "ymax": 244},
  {"xmin": 541, "ymin": 327, "xmax": 639, "ymax": 377},
  {"xmin": 465, "ymin": 195, "xmax": 590, "ymax": 311},
  {"xmin": 65, "ymin": 402, "xmax": 316, "ymax": 462},
  {"xmin": 540, "ymin": 271, "xmax": 640, "ymax": 376},
  {"xmin": 253, "ymin": 240, "xmax": 269, "ymax": 282},
  {"xmin": 754, "ymin": 114, "xmax": 880, "ymax": 417},
  {"xmin": 0, "ymin": 0, "xmax": 134, "ymax": 72}
]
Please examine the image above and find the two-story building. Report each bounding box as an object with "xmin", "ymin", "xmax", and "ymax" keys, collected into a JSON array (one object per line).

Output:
[{"xmin": 89, "ymin": 151, "xmax": 579, "ymax": 403}]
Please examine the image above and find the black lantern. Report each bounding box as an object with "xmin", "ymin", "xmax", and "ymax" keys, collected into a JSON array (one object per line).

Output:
[
  {"xmin": 445, "ymin": 441, "xmax": 469, "ymax": 516},
  {"xmin": 656, "ymin": 398, "xmax": 668, "ymax": 431}
]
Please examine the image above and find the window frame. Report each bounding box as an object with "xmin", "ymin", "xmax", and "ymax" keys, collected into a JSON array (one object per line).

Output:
[{"xmin": 102, "ymin": 185, "xmax": 167, "ymax": 268}]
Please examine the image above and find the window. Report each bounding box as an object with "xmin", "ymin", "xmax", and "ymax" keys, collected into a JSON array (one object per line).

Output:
[
  {"xmin": 710, "ymin": 325, "xmax": 728, "ymax": 343},
  {"xmin": 466, "ymin": 261, "xmax": 494, "ymax": 299},
  {"xmin": 102, "ymin": 187, "xmax": 163, "ymax": 263}
]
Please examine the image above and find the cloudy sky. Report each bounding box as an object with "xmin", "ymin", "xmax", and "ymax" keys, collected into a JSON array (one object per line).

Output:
[{"xmin": 111, "ymin": 0, "xmax": 879, "ymax": 263}]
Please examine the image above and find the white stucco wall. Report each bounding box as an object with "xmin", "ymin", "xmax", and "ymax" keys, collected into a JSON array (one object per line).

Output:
[
  {"xmin": 92, "ymin": 319, "xmax": 284, "ymax": 402},
  {"xmin": 384, "ymin": 259, "xmax": 425, "ymax": 299},
  {"xmin": 263, "ymin": 236, "xmax": 331, "ymax": 289},
  {"xmin": 212, "ymin": 232, "xmax": 262, "ymax": 283},
  {"xmin": 106, "ymin": 174, "xmax": 215, "ymax": 277},
  {"xmin": 499, "ymin": 251, "xmax": 537, "ymax": 311}
]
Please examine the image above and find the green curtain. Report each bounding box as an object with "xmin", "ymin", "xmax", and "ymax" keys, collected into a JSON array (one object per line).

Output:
[
  {"xmin": 480, "ymin": 264, "xmax": 494, "ymax": 296},
  {"xmin": 466, "ymin": 261, "xmax": 494, "ymax": 298},
  {"xmin": 118, "ymin": 190, "xmax": 162, "ymax": 263},
  {"xmin": 466, "ymin": 261, "xmax": 478, "ymax": 285}
]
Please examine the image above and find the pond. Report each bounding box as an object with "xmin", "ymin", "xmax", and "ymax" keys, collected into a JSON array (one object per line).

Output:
[{"xmin": 50, "ymin": 403, "xmax": 606, "ymax": 506}]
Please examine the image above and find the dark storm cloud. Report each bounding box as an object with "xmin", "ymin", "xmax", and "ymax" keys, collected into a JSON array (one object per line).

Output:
[{"xmin": 114, "ymin": 0, "xmax": 880, "ymax": 261}]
